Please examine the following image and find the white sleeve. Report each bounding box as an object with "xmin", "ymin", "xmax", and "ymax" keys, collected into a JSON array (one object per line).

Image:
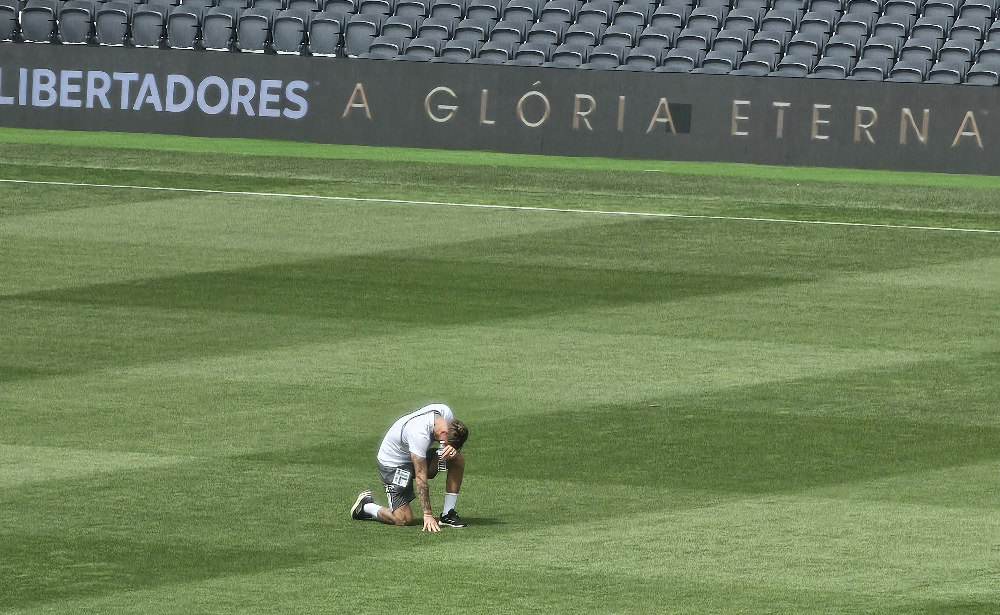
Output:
[
  {"xmin": 406, "ymin": 428, "xmax": 433, "ymax": 459},
  {"xmin": 421, "ymin": 403, "xmax": 453, "ymax": 421}
]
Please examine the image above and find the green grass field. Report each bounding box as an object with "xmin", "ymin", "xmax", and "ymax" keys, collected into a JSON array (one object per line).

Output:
[{"xmin": 1, "ymin": 128, "xmax": 999, "ymax": 614}]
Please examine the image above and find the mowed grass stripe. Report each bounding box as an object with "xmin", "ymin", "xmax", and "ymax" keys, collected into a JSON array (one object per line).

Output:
[
  {"xmin": 4, "ymin": 139, "xmax": 1000, "ymax": 229},
  {"xmin": 0, "ymin": 444, "xmax": 192, "ymax": 489},
  {"xmin": 4, "ymin": 177, "xmax": 1000, "ymax": 235},
  {"xmin": 3, "ymin": 126, "xmax": 1000, "ymax": 189}
]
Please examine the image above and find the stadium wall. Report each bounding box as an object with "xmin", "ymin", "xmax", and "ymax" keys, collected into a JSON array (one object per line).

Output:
[{"xmin": 0, "ymin": 44, "xmax": 998, "ymax": 174}]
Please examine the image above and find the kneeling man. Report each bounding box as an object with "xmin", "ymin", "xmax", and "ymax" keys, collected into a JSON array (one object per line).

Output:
[{"xmin": 351, "ymin": 403, "xmax": 469, "ymax": 531}]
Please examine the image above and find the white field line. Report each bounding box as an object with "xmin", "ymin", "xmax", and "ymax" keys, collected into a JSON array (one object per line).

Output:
[{"xmin": 3, "ymin": 177, "xmax": 1000, "ymax": 235}]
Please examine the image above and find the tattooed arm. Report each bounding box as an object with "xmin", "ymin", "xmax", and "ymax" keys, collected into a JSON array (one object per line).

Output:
[{"xmin": 412, "ymin": 454, "xmax": 440, "ymax": 532}]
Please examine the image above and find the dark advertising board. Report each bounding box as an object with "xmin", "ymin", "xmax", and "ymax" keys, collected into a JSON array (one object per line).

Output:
[{"xmin": 0, "ymin": 43, "xmax": 998, "ymax": 174}]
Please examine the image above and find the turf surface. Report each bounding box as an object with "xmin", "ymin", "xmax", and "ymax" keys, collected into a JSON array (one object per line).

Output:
[{"xmin": 1, "ymin": 129, "xmax": 999, "ymax": 614}]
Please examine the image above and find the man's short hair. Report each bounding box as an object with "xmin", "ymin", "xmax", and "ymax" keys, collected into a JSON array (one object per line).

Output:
[{"xmin": 448, "ymin": 420, "xmax": 469, "ymax": 450}]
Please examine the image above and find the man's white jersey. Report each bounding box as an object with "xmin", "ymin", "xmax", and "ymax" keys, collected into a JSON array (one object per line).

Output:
[{"xmin": 376, "ymin": 403, "xmax": 454, "ymax": 467}]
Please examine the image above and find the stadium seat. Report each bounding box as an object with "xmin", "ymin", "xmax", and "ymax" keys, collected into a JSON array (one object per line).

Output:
[
  {"xmin": 235, "ymin": 6, "xmax": 274, "ymax": 51},
  {"xmin": 579, "ymin": 42, "xmax": 625, "ymax": 68},
  {"xmin": 468, "ymin": 38, "xmax": 518, "ymax": 61},
  {"xmin": 502, "ymin": 0, "xmax": 543, "ymax": 20},
  {"xmin": 899, "ymin": 36, "xmax": 943, "ymax": 61},
  {"xmin": 306, "ymin": 9, "xmax": 343, "ymax": 54},
  {"xmin": 466, "ymin": 0, "xmax": 503, "ymax": 20},
  {"xmin": 166, "ymin": 4, "xmax": 203, "ymax": 47},
  {"xmin": 749, "ymin": 29, "xmax": 790, "ymax": 54},
  {"xmin": 636, "ymin": 23, "xmax": 677, "ymax": 50},
  {"xmin": 417, "ymin": 15, "xmax": 458, "ymax": 38},
  {"xmin": 722, "ymin": 7, "xmax": 762, "ymax": 31},
  {"xmin": 824, "ymin": 33, "xmax": 864, "ymax": 57},
  {"xmin": 926, "ymin": 59, "xmax": 969, "ymax": 82},
  {"xmin": 19, "ymin": 0, "xmax": 60, "ymax": 43},
  {"xmin": 959, "ymin": 0, "xmax": 998, "ymax": 22},
  {"xmin": 382, "ymin": 14, "xmax": 422, "ymax": 38},
  {"xmin": 860, "ymin": 34, "xmax": 902, "ymax": 62},
  {"xmin": 939, "ymin": 38, "xmax": 980, "ymax": 64},
  {"xmin": 977, "ymin": 39, "xmax": 1000, "ymax": 63},
  {"xmin": 57, "ymin": 0, "xmax": 97, "ymax": 43},
  {"xmin": 834, "ymin": 12, "xmax": 873, "ymax": 37},
  {"xmin": 362, "ymin": 33, "xmax": 408, "ymax": 56},
  {"xmin": 730, "ymin": 49, "xmax": 780, "ymax": 74},
  {"xmin": 616, "ymin": 45, "xmax": 666, "ymax": 70},
  {"xmin": 95, "ymin": 1, "xmax": 132, "ymax": 45},
  {"xmin": 807, "ymin": 54, "xmax": 855, "ymax": 77},
  {"xmin": 540, "ymin": 41, "xmax": 589, "ymax": 66},
  {"xmin": 505, "ymin": 39, "xmax": 553, "ymax": 63},
  {"xmin": 489, "ymin": 18, "xmax": 528, "ymax": 43},
  {"xmin": 431, "ymin": 36, "xmax": 481, "ymax": 59},
  {"xmin": 601, "ymin": 22, "xmax": 642, "ymax": 46},
  {"xmin": 321, "ymin": 0, "xmax": 355, "ymax": 11},
  {"xmin": 454, "ymin": 16, "xmax": 494, "ymax": 41},
  {"xmin": 343, "ymin": 12, "xmax": 383, "ymax": 55},
  {"xmin": 395, "ymin": 0, "xmax": 430, "ymax": 16},
  {"xmin": 886, "ymin": 56, "xmax": 930, "ymax": 81},
  {"xmin": 538, "ymin": 0, "xmax": 576, "ymax": 22},
  {"xmin": 396, "ymin": 34, "xmax": 443, "ymax": 58},
  {"xmin": 271, "ymin": 7, "xmax": 311, "ymax": 52},
  {"xmin": 691, "ymin": 48, "xmax": 740, "ymax": 72},
  {"xmin": 577, "ymin": 0, "xmax": 616, "ymax": 25},
  {"xmin": 786, "ymin": 29, "xmax": 828, "ymax": 56},
  {"xmin": 132, "ymin": 3, "xmax": 171, "ymax": 47},
  {"xmin": 769, "ymin": 51, "xmax": 817, "ymax": 75},
  {"xmin": 675, "ymin": 25, "xmax": 715, "ymax": 49},
  {"xmin": 564, "ymin": 21, "xmax": 604, "ymax": 46},
  {"xmin": 359, "ymin": 0, "xmax": 393, "ymax": 14},
  {"xmin": 429, "ymin": 0, "xmax": 466, "ymax": 18},
  {"xmin": 649, "ymin": 3, "xmax": 688, "ymax": 29},
  {"xmin": 526, "ymin": 20, "xmax": 567, "ymax": 43},
  {"xmin": 798, "ymin": 9, "xmax": 838, "ymax": 35},
  {"xmin": 610, "ymin": 2, "xmax": 650, "ymax": 28},
  {"xmin": 655, "ymin": 46, "xmax": 705, "ymax": 70},
  {"xmin": 202, "ymin": 4, "xmax": 241, "ymax": 49},
  {"xmin": 687, "ymin": 4, "xmax": 727, "ymax": 30},
  {"xmin": 712, "ymin": 28, "xmax": 751, "ymax": 54},
  {"xmin": 965, "ymin": 62, "xmax": 1000, "ymax": 83}
]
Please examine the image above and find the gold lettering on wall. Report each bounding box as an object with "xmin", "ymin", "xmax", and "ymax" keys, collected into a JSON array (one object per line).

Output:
[
  {"xmin": 899, "ymin": 108, "xmax": 929, "ymax": 145},
  {"xmin": 479, "ymin": 89, "xmax": 495, "ymax": 125},
  {"xmin": 573, "ymin": 94, "xmax": 596, "ymax": 131},
  {"xmin": 731, "ymin": 100, "xmax": 750, "ymax": 136},
  {"xmin": 424, "ymin": 86, "xmax": 458, "ymax": 123},
  {"xmin": 342, "ymin": 83, "xmax": 371, "ymax": 119},
  {"xmin": 646, "ymin": 98, "xmax": 677, "ymax": 134},
  {"xmin": 854, "ymin": 106, "xmax": 878, "ymax": 144},
  {"xmin": 952, "ymin": 111, "xmax": 984, "ymax": 148},
  {"xmin": 516, "ymin": 89, "xmax": 550, "ymax": 128},
  {"xmin": 773, "ymin": 102, "xmax": 790, "ymax": 139},
  {"xmin": 811, "ymin": 104, "xmax": 832, "ymax": 140}
]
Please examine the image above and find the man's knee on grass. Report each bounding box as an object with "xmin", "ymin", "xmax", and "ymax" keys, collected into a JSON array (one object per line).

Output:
[{"xmin": 390, "ymin": 506, "xmax": 413, "ymax": 526}]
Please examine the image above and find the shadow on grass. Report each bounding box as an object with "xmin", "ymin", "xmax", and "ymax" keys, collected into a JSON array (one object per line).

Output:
[
  {"xmin": 0, "ymin": 535, "xmax": 310, "ymax": 610},
  {"xmin": 476, "ymin": 353, "xmax": 1000, "ymax": 494}
]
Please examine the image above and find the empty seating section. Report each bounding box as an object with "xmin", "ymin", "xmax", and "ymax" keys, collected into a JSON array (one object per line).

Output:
[{"xmin": 0, "ymin": 0, "xmax": 999, "ymax": 81}]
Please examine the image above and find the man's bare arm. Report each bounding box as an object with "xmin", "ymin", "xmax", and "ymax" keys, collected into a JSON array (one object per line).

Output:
[
  {"xmin": 412, "ymin": 454, "xmax": 433, "ymax": 516},
  {"xmin": 412, "ymin": 454, "xmax": 440, "ymax": 532}
]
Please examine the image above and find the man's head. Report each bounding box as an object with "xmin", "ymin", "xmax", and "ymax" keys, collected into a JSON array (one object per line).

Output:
[
  {"xmin": 447, "ymin": 419, "xmax": 469, "ymax": 450},
  {"xmin": 433, "ymin": 417, "xmax": 469, "ymax": 450}
]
